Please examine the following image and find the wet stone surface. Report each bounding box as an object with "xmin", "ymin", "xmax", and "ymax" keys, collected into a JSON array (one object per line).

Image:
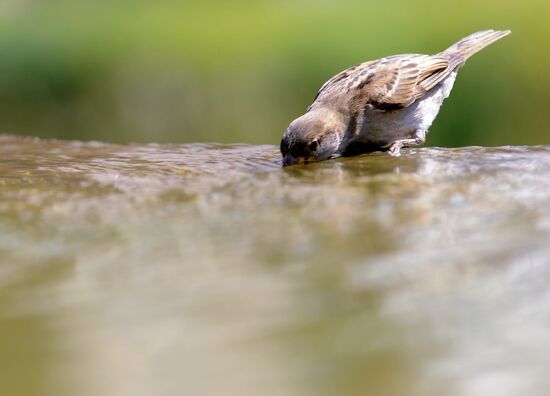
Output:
[{"xmin": 1, "ymin": 135, "xmax": 550, "ymax": 396}]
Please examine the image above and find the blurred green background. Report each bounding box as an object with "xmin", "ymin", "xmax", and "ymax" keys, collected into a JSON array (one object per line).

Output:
[{"xmin": 0, "ymin": 0, "xmax": 548, "ymax": 147}]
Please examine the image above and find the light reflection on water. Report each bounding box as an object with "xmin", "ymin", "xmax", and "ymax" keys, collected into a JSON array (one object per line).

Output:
[{"xmin": 1, "ymin": 136, "xmax": 550, "ymax": 396}]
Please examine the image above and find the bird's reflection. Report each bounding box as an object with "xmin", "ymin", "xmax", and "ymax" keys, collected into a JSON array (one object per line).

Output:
[{"xmin": 282, "ymin": 149, "xmax": 423, "ymax": 185}]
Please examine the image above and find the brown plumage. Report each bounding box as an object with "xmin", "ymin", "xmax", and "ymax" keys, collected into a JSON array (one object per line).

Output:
[{"xmin": 281, "ymin": 30, "xmax": 511, "ymax": 166}]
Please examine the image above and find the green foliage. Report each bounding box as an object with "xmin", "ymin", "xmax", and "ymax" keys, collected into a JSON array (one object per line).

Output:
[{"xmin": 0, "ymin": 0, "xmax": 547, "ymax": 146}]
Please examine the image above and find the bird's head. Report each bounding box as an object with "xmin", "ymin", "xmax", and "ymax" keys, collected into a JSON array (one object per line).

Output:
[{"xmin": 280, "ymin": 109, "xmax": 346, "ymax": 166}]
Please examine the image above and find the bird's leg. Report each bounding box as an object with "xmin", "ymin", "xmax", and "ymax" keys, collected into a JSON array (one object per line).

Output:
[{"xmin": 387, "ymin": 130, "xmax": 426, "ymax": 157}]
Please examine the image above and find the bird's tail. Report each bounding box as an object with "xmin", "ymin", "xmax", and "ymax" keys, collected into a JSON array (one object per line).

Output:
[{"xmin": 443, "ymin": 29, "xmax": 511, "ymax": 62}]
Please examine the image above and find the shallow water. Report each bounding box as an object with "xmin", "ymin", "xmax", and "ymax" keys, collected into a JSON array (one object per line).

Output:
[{"xmin": 1, "ymin": 135, "xmax": 550, "ymax": 396}]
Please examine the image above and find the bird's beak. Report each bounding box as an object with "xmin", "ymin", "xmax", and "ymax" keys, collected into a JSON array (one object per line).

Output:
[
  {"xmin": 282, "ymin": 154, "xmax": 297, "ymax": 167},
  {"xmin": 282, "ymin": 154, "xmax": 309, "ymax": 167}
]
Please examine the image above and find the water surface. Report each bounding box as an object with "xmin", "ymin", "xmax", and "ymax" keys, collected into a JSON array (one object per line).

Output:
[{"xmin": 1, "ymin": 135, "xmax": 549, "ymax": 396}]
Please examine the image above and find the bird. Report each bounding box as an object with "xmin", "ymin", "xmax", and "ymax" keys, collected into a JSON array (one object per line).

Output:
[{"xmin": 280, "ymin": 29, "xmax": 511, "ymax": 166}]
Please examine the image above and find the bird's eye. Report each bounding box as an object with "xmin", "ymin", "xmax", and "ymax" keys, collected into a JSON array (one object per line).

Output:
[{"xmin": 309, "ymin": 140, "xmax": 319, "ymax": 151}]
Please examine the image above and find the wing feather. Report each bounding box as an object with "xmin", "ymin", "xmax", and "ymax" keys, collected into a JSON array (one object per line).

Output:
[{"xmin": 313, "ymin": 54, "xmax": 455, "ymax": 111}]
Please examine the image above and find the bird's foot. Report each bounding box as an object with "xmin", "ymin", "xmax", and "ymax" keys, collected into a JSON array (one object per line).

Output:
[
  {"xmin": 388, "ymin": 142, "xmax": 403, "ymax": 157},
  {"xmin": 387, "ymin": 136, "xmax": 424, "ymax": 157}
]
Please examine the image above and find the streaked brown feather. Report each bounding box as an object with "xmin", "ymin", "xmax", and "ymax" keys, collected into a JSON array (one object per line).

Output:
[
  {"xmin": 314, "ymin": 54, "xmax": 454, "ymax": 111},
  {"xmin": 311, "ymin": 29, "xmax": 510, "ymax": 113}
]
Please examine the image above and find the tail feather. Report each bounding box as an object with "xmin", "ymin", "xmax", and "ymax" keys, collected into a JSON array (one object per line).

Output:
[{"xmin": 443, "ymin": 29, "xmax": 511, "ymax": 63}]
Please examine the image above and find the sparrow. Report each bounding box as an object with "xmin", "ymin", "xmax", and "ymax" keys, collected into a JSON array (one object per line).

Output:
[{"xmin": 280, "ymin": 29, "xmax": 511, "ymax": 166}]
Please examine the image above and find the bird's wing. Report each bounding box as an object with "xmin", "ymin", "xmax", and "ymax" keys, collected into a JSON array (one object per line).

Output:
[{"xmin": 314, "ymin": 54, "xmax": 457, "ymax": 110}]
